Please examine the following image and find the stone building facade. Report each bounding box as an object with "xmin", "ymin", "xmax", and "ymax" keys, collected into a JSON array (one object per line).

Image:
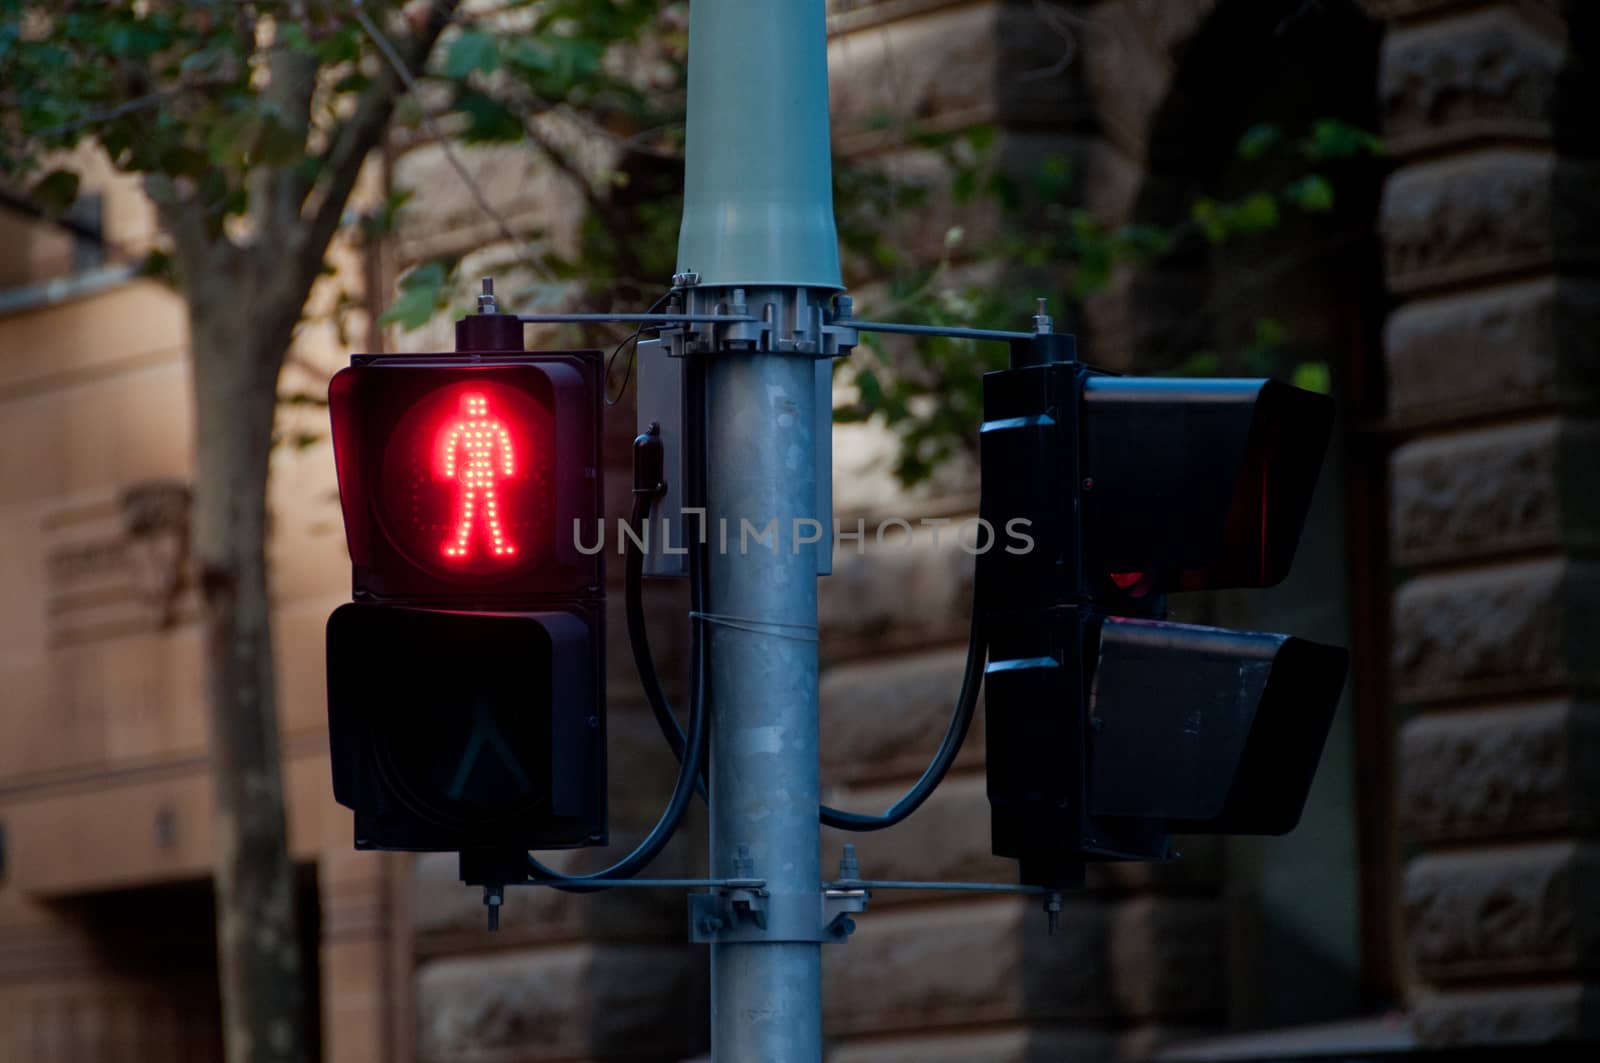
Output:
[{"xmin": 0, "ymin": 0, "xmax": 1596, "ymax": 1060}]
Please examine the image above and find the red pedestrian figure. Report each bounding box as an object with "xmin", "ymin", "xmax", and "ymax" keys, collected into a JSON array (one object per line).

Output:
[{"xmin": 438, "ymin": 391, "xmax": 517, "ymax": 560}]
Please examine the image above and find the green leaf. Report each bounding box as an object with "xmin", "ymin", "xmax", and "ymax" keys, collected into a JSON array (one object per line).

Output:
[
  {"xmin": 29, "ymin": 169, "xmax": 79, "ymax": 212},
  {"xmin": 1191, "ymin": 198, "xmax": 1228, "ymax": 243},
  {"xmin": 854, "ymin": 368, "xmax": 883, "ymax": 410},
  {"xmin": 446, "ymin": 30, "xmax": 501, "ymax": 78},
  {"xmin": 379, "ymin": 286, "xmax": 441, "ymax": 330},
  {"xmin": 1237, "ymin": 123, "xmax": 1284, "ymax": 161},
  {"xmin": 455, "ymin": 90, "xmax": 522, "ymax": 142},
  {"xmin": 1253, "ymin": 318, "xmax": 1289, "ymax": 348},
  {"xmin": 1284, "ymin": 174, "xmax": 1335, "ymax": 212},
  {"xmin": 1302, "ymin": 119, "xmax": 1382, "ymax": 161},
  {"xmin": 399, "ymin": 260, "xmax": 450, "ymax": 292},
  {"xmin": 138, "ymin": 248, "xmax": 176, "ymax": 286},
  {"xmin": 951, "ymin": 167, "xmax": 977, "ymax": 205},
  {"xmin": 1231, "ymin": 192, "xmax": 1280, "ymax": 234},
  {"xmin": 382, "ymin": 259, "xmax": 458, "ymax": 330},
  {"xmin": 1171, "ymin": 351, "xmax": 1220, "ymax": 377},
  {"xmin": 1292, "ymin": 360, "xmax": 1333, "ymax": 394},
  {"xmin": 278, "ymin": 23, "xmax": 313, "ymax": 55}
]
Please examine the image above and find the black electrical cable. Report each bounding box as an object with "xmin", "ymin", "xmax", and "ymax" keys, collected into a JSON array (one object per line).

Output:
[
  {"xmin": 626, "ymin": 437, "xmax": 706, "ymax": 800},
  {"xmin": 630, "ymin": 562, "xmax": 985, "ymax": 830},
  {"xmin": 525, "ymin": 575, "xmax": 705, "ymax": 890},
  {"xmin": 603, "ymin": 288, "xmax": 676, "ymax": 407},
  {"xmin": 818, "ymin": 595, "xmax": 984, "ymax": 831},
  {"xmin": 524, "ymin": 357, "xmax": 710, "ymax": 892},
  {"xmin": 618, "ymin": 365, "xmax": 987, "ymax": 833}
]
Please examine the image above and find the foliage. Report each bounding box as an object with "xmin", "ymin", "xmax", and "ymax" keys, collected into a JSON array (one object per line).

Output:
[
  {"xmin": 2, "ymin": 0, "xmax": 684, "ymax": 315},
  {"xmin": 0, "ymin": 7, "xmax": 686, "ymax": 1063},
  {"xmin": 381, "ymin": 0, "xmax": 688, "ymax": 325},
  {"xmin": 834, "ymin": 118, "xmax": 1379, "ymax": 486}
]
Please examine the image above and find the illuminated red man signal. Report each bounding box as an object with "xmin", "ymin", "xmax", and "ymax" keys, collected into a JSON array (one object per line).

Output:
[
  {"xmin": 328, "ymin": 352, "xmax": 603, "ymax": 603},
  {"xmin": 438, "ymin": 392, "xmax": 518, "ymax": 561}
]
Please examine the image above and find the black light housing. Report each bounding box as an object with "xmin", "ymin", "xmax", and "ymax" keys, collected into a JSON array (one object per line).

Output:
[
  {"xmin": 324, "ymin": 315, "xmax": 608, "ymax": 856},
  {"xmin": 1081, "ymin": 377, "xmax": 1334, "ymax": 591},
  {"xmin": 976, "ymin": 342, "xmax": 1348, "ymax": 887},
  {"xmin": 1088, "ymin": 618, "xmax": 1348, "ymax": 835}
]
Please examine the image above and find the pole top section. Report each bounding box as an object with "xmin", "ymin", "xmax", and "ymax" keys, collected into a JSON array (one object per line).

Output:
[{"xmin": 675, "ymin": 0, "xmax": 843, "ymax": 290}]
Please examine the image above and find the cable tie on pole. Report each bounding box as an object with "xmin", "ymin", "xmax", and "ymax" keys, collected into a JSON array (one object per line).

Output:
[{"xmin": 688, "ymin": 610, "xmax": 819, "ymax": 642}]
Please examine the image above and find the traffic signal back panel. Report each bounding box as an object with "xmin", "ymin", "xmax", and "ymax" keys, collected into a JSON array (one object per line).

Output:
[
  {"xmin": 1080, "ymin": 377, "xmax": 1335, "ymax": 591},
  {"xmin": 978, "ymin": 356, "xmax": 1349, "ymax": 884}
]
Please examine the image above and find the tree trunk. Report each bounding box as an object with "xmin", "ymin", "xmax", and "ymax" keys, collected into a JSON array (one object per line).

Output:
[{"xmin": 188, "ymin": 298, "xmax": 309, "ymax": 1063}]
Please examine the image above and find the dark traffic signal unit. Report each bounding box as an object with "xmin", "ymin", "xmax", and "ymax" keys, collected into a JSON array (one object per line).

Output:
[
  {"xmin": 979, "ymin": 335, "xmax": 1348, "ymax": 887},
  {"xmin": 325, "ymin": 310, "xmax": 607, "ymax": 856},
  {"xmin": 323, "ymin": 300, "xmax": 1346, "ymax": 898}
]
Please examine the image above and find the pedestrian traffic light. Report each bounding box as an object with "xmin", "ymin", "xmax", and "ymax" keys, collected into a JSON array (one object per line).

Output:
[
  {"xmin": 328, "ymin": 353, "xmax": 603, "ymax": 604},
  {"xmin": 325, "ymin": 304, "xmax": 607, "ymax": 854},
  {"xmin": 978, "ymin": 337, "xmax": 1349, "ymax": 887}
]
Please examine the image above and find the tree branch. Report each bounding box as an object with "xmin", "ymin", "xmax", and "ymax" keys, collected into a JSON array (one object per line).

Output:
[
  {"xmin": 291, "ymin": 0, "xmax": 458, "ymax": 298},
  {"xmin": 145, "ymin": 172, "xmax": 222, "ymax": 286},
  {"xmin": 254, "ymin": 40, "xmax": 319, "ymax": 246},
  {"xmin": 515, "ymin": 110, "xmax": 648, "ymax": 287}
]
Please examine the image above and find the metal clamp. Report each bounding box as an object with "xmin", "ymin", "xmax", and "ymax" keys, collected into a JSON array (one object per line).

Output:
[
  {"xmin": 659, "ymin": 286, "xmax": 858, "ymax": 360},
  {"xmin": 689, "ymin": 844, "xmax": 870, "ymax": 945},
  {"xmin": 689, "ymin": 888, "xmax": 868, "ymax": 945}
]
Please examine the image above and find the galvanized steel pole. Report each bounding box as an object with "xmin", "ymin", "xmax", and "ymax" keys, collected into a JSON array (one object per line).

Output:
[{"xmin": 677, "ymin": 1, "xmax": 841, "ymax": 1060}]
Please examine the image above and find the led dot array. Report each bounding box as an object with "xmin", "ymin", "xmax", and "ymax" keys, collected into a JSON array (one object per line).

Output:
[{"xmin": 438, "ymin": 393, "xmax": 518, "ymax": 561}]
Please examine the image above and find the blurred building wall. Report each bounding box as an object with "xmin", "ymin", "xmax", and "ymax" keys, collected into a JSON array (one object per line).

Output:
[
  {"xmin": 0, "ymin": 155, "xmax": 407, "ymax": 1059},
  {"xmin": 1, "ymin": 1, "xmax": 1597, "ymax": 1061},
  {"xmin": 1371, "ymin": 0, "xmax": 1600, "ymax": 1043}
]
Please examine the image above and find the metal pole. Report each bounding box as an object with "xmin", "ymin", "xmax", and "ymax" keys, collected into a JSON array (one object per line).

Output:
[
  {"xmin": 703, "ymin": 347, "xmax": 823, "ymax": 1062},
  {"xmin": 677, "ymin": 1, "xmax": 840, "ymax": 1060}
]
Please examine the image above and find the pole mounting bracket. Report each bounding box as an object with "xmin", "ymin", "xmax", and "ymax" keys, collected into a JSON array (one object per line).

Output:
[{"xmin": 688, "ymin": 886, "xmax": 868, "ymax": 945}]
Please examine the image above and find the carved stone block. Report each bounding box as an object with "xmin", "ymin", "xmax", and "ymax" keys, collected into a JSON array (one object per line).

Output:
[
  {"xmin": 1109, "ymin": 897, "xmax": 1226, "ymax": 1020},
  {"xmin": 415, "ymin": 943, "xmax": 702, "ymax": 1063},
  {"xmin": 819, "ymin": 652, "xmax": 981, "ymax": 785},
  {"xmin": 1384, "ymin": 279, "xmax": 1600, "ymax": 427},
  {"xmin": 1400, "ymin": 701, "xmax": 1600, "ymax": 843},
  {"xmin": 827, "ymin": 2, "xmax": 1090, "ymax": 154},
  {"xmin": 822, "ymin": 773, "xmax": 1010, "ymax": 901},
  {"xmin": 1405, "ymin": 842, "xmax": 1600, "ymax": 981},
  {"xmin": 391, "ymin": 123, "xmax": 607, "ymax": 264},
  {"xmin": 823, "ymin": 898, "xmax": 1112, "ymax": 1035},
  {"xmin": 1380, "ymin": 151, "xmax": 1600, "ymax": 294},
  {"xmin": 1363, "ymin": 0, "xmax": 1559, "ymax": 22},
  {"xmin": 1381, "ymin": 8, "xmax": 1561, "ymax": 155},
  {"xmin": 1391, "ymin": 418, "xmax": 1600, "ymax": 565},
  {"xmin": 1412, "ymin": 983, "xmax": 1600, "ymax": 1046},
  {"xmin": 1392, "ymin": 559, "xmax": 1600, "ymax": 705},
  {"xmin": 820, "ymin": 518, "xmax": 975, "ymax": 661},
  {"xmin": 829, "ymin": 1027, "xmax": 1116, "ymax": 1063}
]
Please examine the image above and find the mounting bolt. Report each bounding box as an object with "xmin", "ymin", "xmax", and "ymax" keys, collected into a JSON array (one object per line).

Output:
[
  {"xmin": 837, "ymin": 844, "xmax": 860, "ymax": 882},
  {"xmin": 672, "ymin": 270, "xmax": 701, "ymax": 288},
  {"xmin": 834, "ymin": 295, "xmax": 855, "ymax": 322},
  {"xmin": 1043, "ymin": 890, "xmax": 1062, "ymax": 936},
  {"xmin": 1033, "ymin": 297, "xmax": 1053, "ymax": 336},
  {"xmin": 477, "ymin": 277, "xmax": 498, "ymax": 315},
  {"xmin": 484, "ymin": 886, "xmax": 504, "ymax": 932}
]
